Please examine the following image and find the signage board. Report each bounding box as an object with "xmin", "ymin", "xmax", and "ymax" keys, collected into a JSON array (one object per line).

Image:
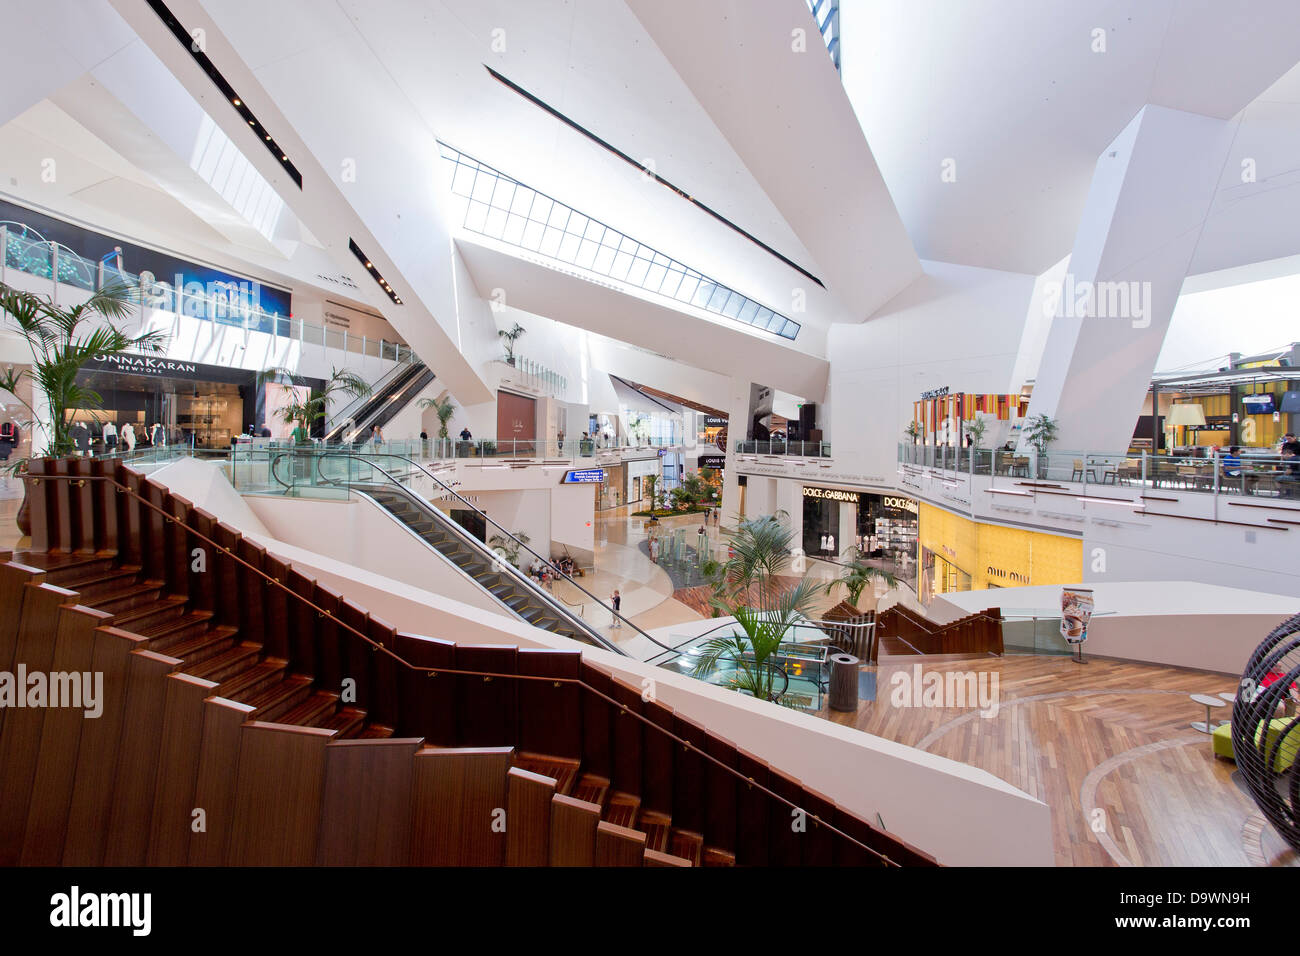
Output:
[
  {"xmin": 920, "ymin": 386, "xmax": 950, "ymax": 400},
  {"xmin": 802, "ymin": 486, "xmax": 861, "ymax": 503},
  {"xmin": 561, "ymin": 469, "xmax": 605, "ymax": 484},
  {"xmin": 697, "ymin": 455, "xmax": 727, "ymax": 470},
  {"xmin": 1060, "ymin": 587, "xmax": 1094, "ymax": 644}
]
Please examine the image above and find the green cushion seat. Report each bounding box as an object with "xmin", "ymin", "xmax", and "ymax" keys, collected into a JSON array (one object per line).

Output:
[
  {"xmin": 1214, "ymin": 718, "xmax": 1300, "ymax": 771},
  {"xmin": 1212, "ymin": 722, "xmax": 1234, "ymax": 760}
]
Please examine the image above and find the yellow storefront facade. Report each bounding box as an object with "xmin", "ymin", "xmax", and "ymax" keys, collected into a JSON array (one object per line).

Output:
[{"xmin": 916, "ymin": 502, "xmax": 1082, "ymax": 603}]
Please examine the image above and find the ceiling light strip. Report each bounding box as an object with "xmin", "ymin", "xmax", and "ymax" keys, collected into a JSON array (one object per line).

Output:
[
  {"xmin": 348, "ymin": 239, "xmax": 402, "ymax": 305},
  {"xmin": 145, "ymin": 0, "xmax": 303, "ymax": 188},
  {"xmin": 484, "ymin": 66, "xmax": 824, "ymax": 290}
]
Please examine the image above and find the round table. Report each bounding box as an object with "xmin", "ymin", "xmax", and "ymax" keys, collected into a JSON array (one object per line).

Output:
[
  {"xmin": 1218, "ymin": 691, "xmax": 1237, "ymax": 704},
  {"xmin": 1191, "ymin": 693, "xmax": 1227, "ymax": 733}
]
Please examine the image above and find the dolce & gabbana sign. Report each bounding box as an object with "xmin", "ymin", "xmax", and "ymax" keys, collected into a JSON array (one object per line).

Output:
[{"xmin": 802, "ymin": 486, "xmax": 860, "ymax": 503}]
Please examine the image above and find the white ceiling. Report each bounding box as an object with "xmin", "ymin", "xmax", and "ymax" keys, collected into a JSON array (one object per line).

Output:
[
  {"xmin": 197, "ymin": 0, "xmax": 874, "ymax": 332},
  {"xmin": 842, "ymin": 0, "xmax": 1300, "ymax": 275}
]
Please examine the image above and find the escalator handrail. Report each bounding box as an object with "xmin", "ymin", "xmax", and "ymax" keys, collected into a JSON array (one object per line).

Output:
[
  {"xmin": 304, "ymin": 451, "xmax": 630, "ymax": 657},
  {"xmin": 327, "ymin": 449, "xmax": 685, "ymax": 657},
  {"xmin": 324, "ymin": 361, "xmax": 426, "ymax": 441}
]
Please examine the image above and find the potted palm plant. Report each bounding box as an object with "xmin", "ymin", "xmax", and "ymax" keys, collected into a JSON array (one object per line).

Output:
[
  {"xmin": 692, "ymin": 513, "xmax": 821, "ymax": 703},
  {"xmin": 1022, "ymin": 413, "xmax": 1060, "ymax": 479},
  {"xmin": 823, "ymin": 547, "xmax": 898, "ymax": 610},
  {"xmin": 260, "ymin": 365, "xmax": 371, "ymax": 441},
  {"xmin": 498, "ymin": 323, "xmax": 526, "ymax": 366},
  {"xmin": 418, "ymin": 395, "xmax": 456, "ymax": 440},
  {"xmin": 0, "ymin": 280, "xmax": 168, "ymax": 533}
]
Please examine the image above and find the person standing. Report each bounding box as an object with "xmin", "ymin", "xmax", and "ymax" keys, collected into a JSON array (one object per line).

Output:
[
  {"xmin": 610, "ymin": 589, "xmax": 622, "ymax": 628},
  {"xmin": 151, "ymin": 422, "xmax": 165, "ymax": 448},
  {"xmin": 102, "ymin": 420, "xmax": 118, "ymax": 455},
  {"xmin": 72, "ymin": 421, "xmax": 91, "ymax": 457},
  {"xmin": 649, "ymin": 536, "xmax": 659, "ymax": 564},
  {"xmin": 0, "ymin": 421, "xmax": 19, "ymax": 461},
  {"xmin": 121, "ymin": 422, "xmax": 136, "ymax": 453}
]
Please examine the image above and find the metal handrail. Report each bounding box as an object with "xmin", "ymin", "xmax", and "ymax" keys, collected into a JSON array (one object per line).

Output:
[
  {"xmin": 26, "ymin": 464, "xmax": 907, "ymax": 866},
  {"xmin": 301, "ymin": 451, "xmax": 631, "ymax": 657},
  {"xmin": 339, "ymin": 449, "xmax": 685, "ymax": 656}
]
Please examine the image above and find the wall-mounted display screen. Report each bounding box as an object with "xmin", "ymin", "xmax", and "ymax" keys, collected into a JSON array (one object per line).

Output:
[
  {"xmin": 1243, "ymin": 394, "xmax": 1276, "ymax": 413},
  {"xmin": 561, "ymin": 469, "xmax": 605, "ymax": 484}
]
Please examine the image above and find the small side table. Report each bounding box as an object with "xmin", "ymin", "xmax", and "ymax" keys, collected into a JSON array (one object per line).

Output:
[
  {"xmin": 1191, "ymin": 693, "xmax": 1226, "ymax": 733},
  {"xmin": 1218, "ymin": 692, "xmax": 1237, "ymax": 704}
]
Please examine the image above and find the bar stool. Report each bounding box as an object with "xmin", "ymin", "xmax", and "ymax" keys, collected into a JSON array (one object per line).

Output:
[{"xmin": 1190, "ymin": 693, "xmax": 1226, "ymax": 733}]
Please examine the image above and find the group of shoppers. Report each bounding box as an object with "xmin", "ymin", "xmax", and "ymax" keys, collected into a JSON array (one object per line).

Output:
[{"xmin": 68, "ymin": 421, "xmax": 173, "ymax": 456}]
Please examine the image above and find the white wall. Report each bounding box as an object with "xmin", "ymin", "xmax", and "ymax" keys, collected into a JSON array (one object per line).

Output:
[{"xmin": 827, "ymin": 260, "xmax": 1035, "ymax": 485}]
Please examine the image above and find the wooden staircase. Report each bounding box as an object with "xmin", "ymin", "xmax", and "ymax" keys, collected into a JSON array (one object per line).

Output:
[
  {"xmin": 875, "ymin": 603, "xmax": 1003, "ymax": 660},
  {"xmin": 0, "ymin": 456, "xmax": 939, "ymax": 867}
]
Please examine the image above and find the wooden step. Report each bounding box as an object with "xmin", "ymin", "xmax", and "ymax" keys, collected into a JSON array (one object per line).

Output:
[
  {"xmin": 236, "ymin": 674, "xmax": 315, "ymax": 722},
  {"xmin": 572, "ymin": 773, "xmax": 610, "ymax": 810},
  {"xmin": 57, "ymin": 568, "xmax": 140, "ymax": 600},
  {"xmin": 668, "ymin": 829, "xmax": 704, "ymax": 866},
  {"xmin": 319, "ymin": 706, "xmax": 366, "ymax": 738},
  {"xmin": 217, "ymin": 659, "xmax": 288, "ymax": 701},
  {"xmin": 182, "ymin": 642, "xmax": 262, "ymax": 682},
  {"xmin": 357, "ymin": 724, "xmax": 395, "ymax": 739},
  {"xmin": 703, "ymin": 847, "xmax": 736, "ymax": 867},
  {"xmin": 604, "ymin": 791, "xmax": 640, "ymax": 830},
  {"xmin": 637, "ymin": 810, "xmax": 672, "ymax": 854},
  {"xmin": 140, "ymin": 613, "xmax": 222, "ymax": 650},
  {"xmin": 278, "ymin": 691, "xmax": 341, "ymax": 727},
  {"xmin": 108, "ymin": 595, "xmax": 188, "ymax": 631},
  {"xmin": 150, "ymin": 627, "xmax": 236, "ymax": 666},
  {"xmin": 12, "ymin": 552, "xmax": 116, "ymax": 582},
  {"xmin": 514, "ymin": 752, "xmax": 580, "ymax": 795},
  {"xmin": 94, "ymin": 581, "xmax": 167, "ymax": 613}
]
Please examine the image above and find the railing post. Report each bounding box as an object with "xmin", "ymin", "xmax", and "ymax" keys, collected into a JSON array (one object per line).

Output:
[
  {"xmin": 1212, "ymin": 449, "xmax": 1220, "ymax": 520},
  {"xmin": 50, "ymin": 243, "xmax": 59, "ymax": 307},
  {"xmin": 0, "ymin": 225, "xmax": 6, "ymax": 288},
  {"xmin": 1140, "ymin": 450, "xmax": 1147, "ymax": 489}
]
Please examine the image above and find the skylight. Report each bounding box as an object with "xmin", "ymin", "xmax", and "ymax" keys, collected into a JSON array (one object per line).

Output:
[{"xmin": 437, "ymin": 144, "xmax": 801, "ymax": 341}]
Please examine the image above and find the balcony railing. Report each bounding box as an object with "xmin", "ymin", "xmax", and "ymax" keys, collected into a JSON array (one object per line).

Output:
[
  {"xmin": 0, "ymin": 221, "xmax": 415, "ymax": 364},
  {"xmin": 733, "ymin": 439, "xmax": 832, "ymax": 458},
  {"xmin": 899, "ymin": 442, "xmax": 1300, "ymax": 502}
]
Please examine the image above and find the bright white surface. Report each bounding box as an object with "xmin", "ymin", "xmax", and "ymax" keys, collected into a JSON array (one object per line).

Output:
[{"xmin": 938, "ymin": 581, "xmax": 1300, "ymax": 618}]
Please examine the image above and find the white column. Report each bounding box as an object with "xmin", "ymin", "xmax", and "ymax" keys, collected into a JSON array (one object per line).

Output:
[
  {"xmin": 1025, "ymin": 105, "xmax": 1235, "ymax": 453},
  {"xmin": 838, "ymin": 500, "xmax": 857, "ymax": 561}
]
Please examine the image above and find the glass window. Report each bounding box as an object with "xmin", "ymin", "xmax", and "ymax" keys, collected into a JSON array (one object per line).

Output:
[
  {"xmin": 721, "ymin": 293, "xmax": 744, "ymax": 318},
  {"xmin": 509, "ymin": 186, "xmax": 535, "ymax": 217},
  {"xmin": 644, "ymin": 263, "xmax": 668, "ymax": 291},
  {"xmin": 470, "ymin": 172, "xmax": 496, "ymax": 204},
  {"xmin": 626, "ymin": 257, "xmax": 651, "ymax": 286},
  {"xmin": 530, "ymin": 194, "xmax": 554, "ymax": 224},
  {"xmin": 484, "ymin": 205, "xmax": 508, "ymax": 237},
  {"xmin": 567, "ymin": 212, "xmax": 589, "ymax": 236},
  {"xmin": 592, "ymin": 244, "xmax": 616, "ymax": 274},
  {"xmin": 583, "ymin": 219, "xmax": 606, "ymax": 243},
  {"xmin": 547, "ymin": 203, "xmax": 571, "ymax": 230},
  {"xmin": 502, "ymin": 213, "xmax": 526, "ymax": 245},
  {"xmin": 539, "ymin": 227, "xmax": 563, "ymax": 257},
  {"xmin": 575, "ymin": 239, "xmax": 598, "ymax": 269},
  {"xmin": 557, "ymin": 232, "xmax": 581, "ymax": 262},
  {"xmin": 737, "ymin": 300, "xmax": 759, "ymax": 324},
  {"xmin": 521, "ymin": 219, "xmax": 545, "ymax": 250},
  {"xmin": 490, "ymin": 177, "xmax": 517, "ymax": 210},
  {"xmin": 465, "ymin": 199, "xmax": 489, "ymax": 233},
  {"xmin": 610, "ymin": 251, "xmax": 634, "ymax": 280}
]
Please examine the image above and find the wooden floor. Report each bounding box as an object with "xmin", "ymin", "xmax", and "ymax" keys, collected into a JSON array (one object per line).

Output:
[{"xmin": 820, "ymin": 652, "xmax": 1299, "ymax": 867}]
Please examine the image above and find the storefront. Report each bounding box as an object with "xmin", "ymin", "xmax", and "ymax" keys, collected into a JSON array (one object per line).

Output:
[
  {"xmin": 857, "ymin": 493, "xmax": 920, "ymax": 589},
  {"xmin": 77, "ymin": 354, "xmax": 321, "ymax": 450},
  {"xmin": 916, "ymin": 502, "xmax": 1082, "ymax": 605},
  {"xmin": 800, "ymin": 485, "xmax": 861, "ymax": 558}
]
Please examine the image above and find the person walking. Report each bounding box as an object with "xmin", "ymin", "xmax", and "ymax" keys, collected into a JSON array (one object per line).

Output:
[{"xmin": 610, "ymin": 589, "xmax": 622, "ymax": 628}]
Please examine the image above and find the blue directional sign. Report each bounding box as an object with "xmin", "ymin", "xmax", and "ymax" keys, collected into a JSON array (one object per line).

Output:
[{"xmin": 561, "ymin": 469, "xmax": 605, "ymax": 484}]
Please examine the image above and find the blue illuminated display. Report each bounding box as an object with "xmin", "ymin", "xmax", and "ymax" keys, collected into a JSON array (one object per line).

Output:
[{"xmin": 562, "ymin": 469, "xmax": 605, "ymax": 484}]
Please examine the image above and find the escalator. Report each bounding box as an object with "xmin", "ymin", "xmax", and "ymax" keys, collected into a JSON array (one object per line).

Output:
[
  {"xmin": 323, "ymin": 360, "xmax": 434, "ymax": 443},
  {"xmin": 360, "ymin": 482, "xmax": 624, "ymax": 653}
]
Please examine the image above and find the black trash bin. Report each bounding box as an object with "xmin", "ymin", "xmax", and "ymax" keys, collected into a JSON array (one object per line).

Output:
[{"xmin": 829, "ymin": 653, "xmax": 860, "ymax": 712}]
